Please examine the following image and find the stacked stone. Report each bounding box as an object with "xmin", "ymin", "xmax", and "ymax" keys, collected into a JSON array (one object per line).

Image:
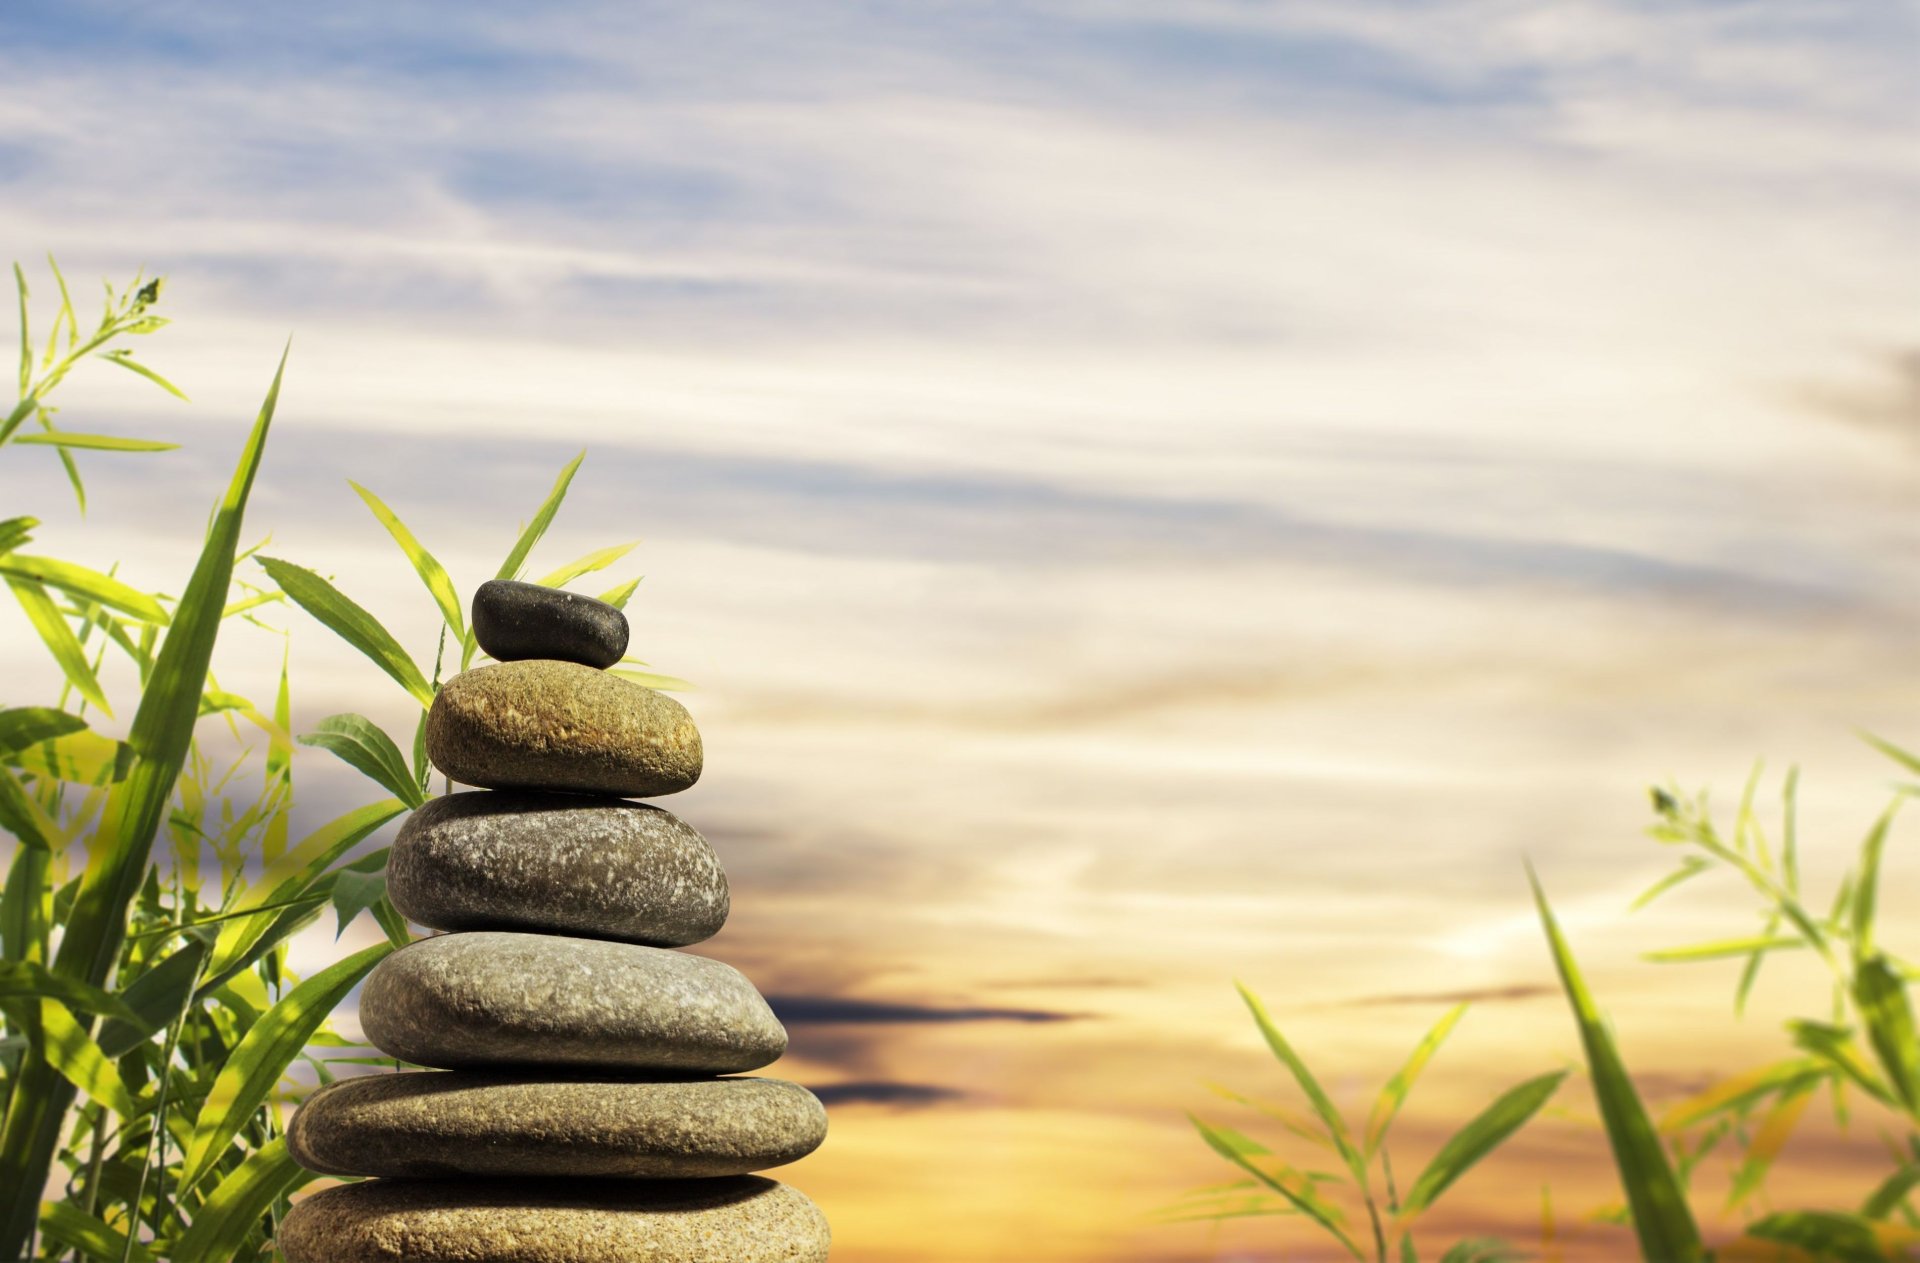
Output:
[{"xmin": 280, "ymin": 581, "xmax": 829, "ymax": 1263}]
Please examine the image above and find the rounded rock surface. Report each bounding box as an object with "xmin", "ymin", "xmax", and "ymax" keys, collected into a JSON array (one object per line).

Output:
[
  {"xmin": 427, "ymin": 660, "xmax": 702, "ymax": 798},
  {"xmin": 358, "ymin": 931, "xmax": 786, "ymax": 1073},
  {"xmin": 472, "ymin": 579, "xmax": 629, "ymax": 670},
  {"xmin": 278, "ymin": 1176, "xmax": 829, "ymax": 1263},
  {"xmin": 288, "ymin": 1072, "xmax": 826, "ymax": 1178},
  {"xmin": 389, "ymin": 791, "xmax": 728, "ymax": 946}
]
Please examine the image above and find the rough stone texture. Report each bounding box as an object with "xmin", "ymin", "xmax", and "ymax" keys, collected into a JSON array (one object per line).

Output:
[
  {"xmin": 389, "ymin": 791, "xmax": 728, "ymax": 946},
  {"xmin": 472, "ymin": 579, "xmax": 629, "ymax": 670},
  {"xmin": 288, "ymin": 1072, "xmax": 826, "ymax": 1178},
  {"xmin": 359, "ymin": 932, "xmax": 786, "ymax": 1073},
  {"xmin": 278, "ymin": 1176, "xmax": 829, "ymax": 1263},
  {"xmin": 427, "ymin": 660, "xmax": 702, "ymax": 798}
]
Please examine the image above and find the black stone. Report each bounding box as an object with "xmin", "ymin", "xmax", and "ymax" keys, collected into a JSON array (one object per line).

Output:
[{"xmin": 472, "ymin": 579, "xmax": 629, "ymax": 669}]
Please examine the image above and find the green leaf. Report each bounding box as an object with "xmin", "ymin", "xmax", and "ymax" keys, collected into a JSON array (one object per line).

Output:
[
  {"xmin": 1745, "ymin": 1210, "xmax": 1916, "ymax": 1263},
  {"xmin": 1852, "ymin": 954, "xmax": 1919, "ymax": 1113},
  {"xmin": 1851, "ymin": 802, "xmax": 1901, "ymax": 963},
  {"xmin": 96, "ymin": 349, "xmax": 188, "ymax": 400},
  {"xmin": 1643, "ymin": 935, "xmax": 1807, "ymax": 963},
  {"xmin": 597, "ymin": 575, "xmax": 642, "ymax": 610},
  {"xmin": 1235, "ymin": 982, "xmax": 1366, "ymax": 1185},
  {"xmin": 179, "ymin": 940, "xmax": 394, "ymax": 1192},
  {"xmin": 0, "ymin": 961, "xmax": 141, "ymax": 1024},
  {"xmin": 495, "ymin": 450, "xmax": 584, "ymax": 581},
  {"xmin": 0, "ymin": 349, "xmax": 285, "ymax": 1262},
  {"xmin": 37, "ymin": 1202, "xmax": 159, "ymax": 1263},
  {"xmin": 12, "ymin": 431, "xmax": 178, "ymax": 452},
  {"xmin": 0, "ymin": 706, "xmax": 85, "ymax": 755},
  {"xmin": 97, "ymin": 939, "xmax": 208, "ymax": 1058},
  {"xmin": 332, "ymin": 863, "xmax": 389, "ymax": 939},
  {"xmin": 38, "ymin": 1000, "xmax": 139, "ymax": 1117},
  {"xmin": 1658, "ymin": 1057, "xmax": 1826, "ymax": 1132},
  {"xmin": 0, "ymin": 515, "xmax": 35, "ymax": 555},
  {"xmin": 299, "ymin": 713, "xmax": 429, "ymax": 808},
  {"xmin": 1862, "ymin": 1162, "xmax": 1920, "ymax": 1219},
  {"xmin": 1402, "ymin": 1070, "xmax": 1565, "ymax": 1212},
  {"xmin": 170, "ymin": 1138, "xmax": 311, "ymax": 1263},
  {"xmin": 257, "ymin": 555, "xmax": 433, "ymax": 706},
  {"xmin": 0, "ymin": 766, "xmax": 59, "ymax": 849},
  {"xmin": 351, "ymin": 480, "xmax": 465, "ymax": 641},
  {"xmin": 7, "ymin": 577, "xmax": 112, "ymax": 715},
  {"xmin": 537, "ymin": 541, "xmax": 637, "ymax": 588},
  {"xmin": 1191, "ymin": 1115, "xmax": 1362, "ymax": 1259},
  {"xmin": 608, "ymin": 668, "xmax": 695, "ymax": 692},
  {"xmin": 1436, "ymin": 1241, "xmax": 1524, "ymax": 1263},
  {"xmin": 0, "ymin": 553, "xmax": 171, "ymax": 624},
  {"xmin": 1529, "ymin": 864, "xmax": 1703, "ymax": 1261},
  {"xmin": 10, "ymin": 727, "xmax": 132, "ymax": 786},
  {"xmin": 1629, "ymin": 856, "xmax": 1712, "ymax": 912},
  {"xmin": 1790, "ymin": 1019, "xmax": 1898, "ymax": 1108},
  {"xmin": 1365, "ymin": 1003, "xmax": 1466, "ymax": 1158}
]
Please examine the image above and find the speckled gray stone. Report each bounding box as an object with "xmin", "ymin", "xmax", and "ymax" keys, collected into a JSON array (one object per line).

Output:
[
  {"xmin": 358, "ymin": 932, "xmax": 786, "ymax": 1073},
  {"xmin": 472, "ymin": 579, "xmax": 629, "ymax": 670},
  {"xmin": 288, "ymin": 1072, "xmax": 826, "ymax": 1178},
  {"xmin": 278, "ymin": 1176, "xmax": 829, "ymax": 1263},
  {"xmin": 388, "ymin": 792, "xmax": 728, "ymax": 946},
  {"xmin": 427, "ymin": 660, "xmax": 702, "ymax": 798}
]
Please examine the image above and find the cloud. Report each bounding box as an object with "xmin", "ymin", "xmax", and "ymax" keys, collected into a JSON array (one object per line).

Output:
[
  {"xmin": 809, "ymin": 1081, "xmax": 969, "ymax": 1108},
  {"xmin": 1335, "ymin": 983, "xmax": 1556, "ymax": 1008},
  {"xmin": 768, "ymin": 995, "xmax": 1088, "ymax": 1025},
  {"xmin": 1800, "ymin": 348, "xmax": 1920, "ymax": 454}
]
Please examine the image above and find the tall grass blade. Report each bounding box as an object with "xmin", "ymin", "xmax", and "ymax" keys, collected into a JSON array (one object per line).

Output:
[
  {"xmin": 1235, "ymin": 981, "xmax": 1366, "ymax": 1183},
  {"xmin": 350, "ymin": 480, "xmax": 465, "ymax": 640},
  {"xmin": 298, "ymin": 713, "xmax": 428, "ymax": 807},
  {"xmin": 257, "ymin": 556, "xmax": 434, "ymax": 706},
  {"xmin": 1365, "ymin": 1003, "xmax": 1467, "ymax": 1158},
  {"xmin": 178, "ymin": 940, "xmax": 392, "ymax": 1192},
  {"xmin": 1528, "ymin": 864, "xmax": 1703, "ymax": 1261},
  {"xmin": 1401, "ymin": 1070, "xmax": 1565, "ymax": 1211},
  {"xmin": 495, "ymin": 450, "xmax": 584, "ymax": 581},
  {"xmin": 0, "ymin": 348, "xmax": 285, "ymax": 1261},
  {"xmin": 170, "ymin": 1138, "xmax": 310, "ymax": 1263}
]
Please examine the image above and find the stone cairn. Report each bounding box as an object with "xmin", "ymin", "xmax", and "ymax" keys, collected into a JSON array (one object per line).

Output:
[{"xmin": 279, "ymin": 580, "xmax": 830, "ymax": 1263}]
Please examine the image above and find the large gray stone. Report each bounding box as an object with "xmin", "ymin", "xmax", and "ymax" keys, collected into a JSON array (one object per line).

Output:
[
  {"xmin": 358, "ymin": 932, "xmax": 786, "ymax": 1073},
  {"xmin": 278, "ymin": 1176, "xmax": 829, "ymax": 1263},
  {"xmin": 388, "ymin": 792, "xmax": 728, "ymax": 946},
  {"xmin": 427, "ymin": 660, "xmax": 701, "ymax": 798},
  {"xmin": 472, "ymin": 578, "xmax": 629, "ymax": 670},
  {"xmin": 288, "ymin": 1072, "xmax": 826, "ymax": 1178}
]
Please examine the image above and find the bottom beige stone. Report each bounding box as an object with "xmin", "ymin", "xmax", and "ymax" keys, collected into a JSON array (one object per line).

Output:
[{"xmin": 277, "ymin": 1176, "xmax": 829, "ymax": 1263}]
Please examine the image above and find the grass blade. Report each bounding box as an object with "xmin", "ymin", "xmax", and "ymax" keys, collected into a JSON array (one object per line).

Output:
[
  {"xmin": 1528, "ymin": 864, "xmax": 1703, "ymax": 1261},
  {"xmin": 298, "ymin": 713, "xmax": 428, "ymax": 808},
  {"xmin": 350, "ymin": 480, "xmax": 465, "ymax": 640},
  {"xmin": 96, "ymin": 350, "xmax": 188, "ymax": 400},
  {"xmin": 0, "ymin": 553, "xmax": 171, "ymax": 624},
  {"xmin": 1643, "ymin": 935, "xmax": 1806, "ymax": 963},
  {"xmin": 170, "ymin": 1138, "xmax": 310, "ymax": 1263},
  {"xmin": 178, "ymin": 940, "xmax": 393, "ymax": 1192},
  {"xmin": 0, "ymin": 348, "xmax": 285, "ymax": 1261},
  {"xmin": 1366, "ymin": 1003, "xmax": 1467, "ymax": 1158},
  {"xmin": 1236, "ymin": 981, "xmax": 1366, "ymax": 1183},
  {"xmin": 257, "ymin": 555, "xmax": 433, "ymax": 706},
  {"xmin": 7, "ymin": 576, "xmax": 112, "ymax": 714},
  {"xmin": 1401, "ymin": 1070, "xmax": 1566, "ymax": 1212},
  {"xmin": 495, "ymin": 449, "xmax": 584, "ymax": 581},
  {"xmin": 537, "ymin": 541, "xmax": 637, "ymax": 588},
  {"xmin": 38, "ymin": 1000, "xmax": 140, "ymax": 1117},
  {"xmin": 12, "ymin": 431, "xmax": 177, "ymax": 452},
  {"xmin": 1851, "ymin": 802, "xmax": 1901, "ymax": 962}
]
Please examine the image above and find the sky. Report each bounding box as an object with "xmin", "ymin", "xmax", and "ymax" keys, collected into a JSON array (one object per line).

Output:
[{"xmin": 2, "ymin": 0, "xmax": 1918, "ymax": 1258}]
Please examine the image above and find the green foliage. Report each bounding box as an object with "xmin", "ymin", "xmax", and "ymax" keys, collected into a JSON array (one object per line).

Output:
[{"xmin": 1174, "ymin": 985, "xmax": 1560, "ymax": 1261}]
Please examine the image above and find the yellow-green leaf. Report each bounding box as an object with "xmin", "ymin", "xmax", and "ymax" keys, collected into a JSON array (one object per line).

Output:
[
  {"xmin": 13, "ymin": 431, "xmax": 177, "ymax": 452},
  {"xmin": 0, "ymin": 553, "xmax": 169, "ymax": 624},
  {"xmin": 39, "ymin": 1000, "xmax": 139, "ymax": 1117},
  {"xmin": 351, "ymin": 480, "xmax": 465, "ymax": 640}
]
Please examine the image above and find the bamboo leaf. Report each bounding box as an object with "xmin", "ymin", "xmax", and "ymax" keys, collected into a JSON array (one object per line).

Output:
[
  {"xmin": 1659, "ymin": 1057, "xmax": 1826, "ymax": 1132},
  {"xmin": 1745, "ymin": 1210, "xmax": 1917, "ymax": 1263},
  {"xmin": 1630, "ymin": 856, "xmax": 1712, "ymax": 912},
  {"xmin": 1851, "ymin": 955, "xmax": 1919, "ymax": 1113},
  {"xmin": 350, "ymin": 480, "xmax": 465, "ymax": 640},
  {"xmin": 1401, "ymin": 1070, "xmax": 1566, "ymax": 1212},
  {"xmin": 13, "ymin": 262, "xmax": 29, "ymax": 398},
  {"xmin": 257, "ymin": 555, "xmax": 433, "ymax": 706},
  {"xmin": 597, "ymin": 575, "xmax": 642, "ymax": 610},
  {"xmin": 0, "ymin": 706, "xmax": 85, "ymax": 755},
  {"xmin": 1789, "ymin": 1020, "xmax": 1898, "ymax": 1108},
  {"xmin": 11, "ymin": 727, "xmax": 133, "ymax": 787},
  {"xmin": 7, "ymin": 577, "xmax": 112, "ymax": 714},
  {"xmin": 0, "ymin": 961, "xmax": 141, "ymax": 1024},
  {"xmin": 1862, "ymin": 1162, "xmax": 1920, "ymax": 1219},
  {"xmin": 1191, "ymin": 1115, "xmax": 1362, "ymax": 1259},
  {"xmin": 1529, "ymin": 864, "xmax": 1703, "ymax": 1261},
  {"xmin": 608, "ymin": 668, "xmax": 694, "ymax": 692},
  {"xmin": 96, "ymin": 350, "xmax": 188, "ymax": 400},
  {"xmin": 1365, "ymin": 1003, "xmax": 1466, "ymax": 1158},
  {"xmin": 1851, "ymin": 803, "xmax": 1901, "ymax": 963},
  {"xmin": 0, "ymin": 349, "xmax": 286, "ymax": 1262},
  {"xmin": 1235, "ymin": 981, "xmax": 1366, "ymax": 1184},
  {"xmin": 495, "ymin": 449, "xmax": 584, "ymax": 581},
  {"xmin": 97, "ymin": 940, "xmax": 207, "ymax": 1058},
  {"xmin": 12, "ymin": 431, "xmax": 178, "ymax": 452},
  {"xmin": 170, "ymin": 1138, "xmax": 310, "ymax": 1263},
  {"xmin": 1436, "ymin": 1242, "xmax": 1524, "ymax": 1263},
  {"xmin": 1644, "ymin": 935, "xmax": 1807, "ymax": 964},
  {"xmin": 37, "ymin": 1202, "xmax": 159, "ymax": 1263},
  {"xmin": 1724, "ymin": 1079, "xmax": 1816, "ymax": 1208},
  {"xmin": 537, "ymin": 541, "xmax": 637, "ymax": 588},
  {"xmin": 0, "ymin": 515, "xmax": 35, "ymax": 554},
  {"xmin": 0, "ymin": 553, "xmax": 170, "ymax": 624},
  {"xmin": 0, "ymin": 765, "xmax": 60, "ymax": 849},
  {"xmin": 179, "ymin": 941, "xmax": 393, "ymax": 1192},
  {"xmin": 38, "ymin": 1000, "xmax": 139, "ymax": 1117},
  {"xmin": 299, "ymin": 713, "xmax": 428, "ymax": 808},
  {"xmin": 332, "ymin": 861, "xmax": 389, "ymax": 939}
]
